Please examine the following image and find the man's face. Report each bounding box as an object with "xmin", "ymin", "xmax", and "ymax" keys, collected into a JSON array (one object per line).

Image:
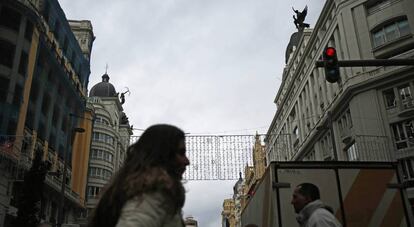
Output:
[{"xmin": 291, "ymin": 187, "xmax": 312, "ymax": 213}]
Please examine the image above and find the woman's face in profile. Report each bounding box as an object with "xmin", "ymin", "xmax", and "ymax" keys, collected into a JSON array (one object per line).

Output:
[{"xmin": 173, "ymin": 139, "xmax": 190, "ymax": 179}]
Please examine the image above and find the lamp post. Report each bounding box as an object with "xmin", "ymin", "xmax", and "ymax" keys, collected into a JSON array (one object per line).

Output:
[{"xmin": 57, "ymin": 114, "xmax": 85, "ymax": 227}]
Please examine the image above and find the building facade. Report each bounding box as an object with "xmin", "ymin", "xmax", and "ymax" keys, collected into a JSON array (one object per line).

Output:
[
  {"xmin": 222, "ymin": 198, "xmax": 236, "ymax": 227},
  {"xmin": 184, "ymin": 216, "xmax": 198, "ymax": 227},
  {"xmin": 0, "ymin": 0, "xmax": 94, "ymax": 226},
  {"xmin": 222, "ymin": 134, "xmax": 267, "ymax": 227},
  {"xmin": 85, "ymin": 73, "xmax": 133, "ymax": 216},
  {"xmin": 243, "ymin": 134, "xmax": 266, "ymax": 207},
  {"xmin": 265, "ymin": 0, "xmax": 414, "ymax": 209}
]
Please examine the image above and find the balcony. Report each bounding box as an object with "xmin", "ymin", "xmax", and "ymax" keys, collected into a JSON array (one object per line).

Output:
[
  {"xmin": 44, "ymin": 175, "xmax": 82, "ymax": 207},
  {"xmin": 0, "ymin": 135, "xmax": 34, "ymax": 163},
  {"xmin": 399, "ymin": 97, "xmax": 414, "ymax": 118},
  {"xmin": 395, "ymin": 143, "xmax": 414, "ymax": 159},
  {"xmin": 351, "ymin": 135, "xmax": 393, "ymax": 161}
]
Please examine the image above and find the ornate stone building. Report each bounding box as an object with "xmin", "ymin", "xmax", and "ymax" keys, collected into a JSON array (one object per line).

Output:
[
  {"xmin": 85, "ymin": 73, "xmax": 133, "ymax": 216},
  {"xmin": 232, "ymin": 173, "xmax": 244, "ymax": 227},
  {"xmin": 222, "ymin": 134, "xmax": 267, "ymax": 227},
  {"xmin": 0, "ymin": 0, "xmax": 94, "ymax": 226},
  {"xmin": 252, "ymin": 134, "xmax": 266, "ymax": 180},
  {"xmin": 265, "ymin": 0, "xmax": 414, "ymax": 210},
  {"xmin": 243, "ymin": 134, "xmax": 267, "ymax": 205},
  {"xmin": 222, "ymin": 198, "xmax": 236, "ymax": 227}
]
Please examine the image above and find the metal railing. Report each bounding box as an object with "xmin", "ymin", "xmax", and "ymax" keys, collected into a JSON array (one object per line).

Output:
[{"xmin": 353, "ymin": 135, "xmax": 393, "ymax": 161}]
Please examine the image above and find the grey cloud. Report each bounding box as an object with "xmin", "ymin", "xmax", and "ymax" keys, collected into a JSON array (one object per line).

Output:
[{"xmin": 60, "ymin": 0, "xmax": 324, "ymax": 225}]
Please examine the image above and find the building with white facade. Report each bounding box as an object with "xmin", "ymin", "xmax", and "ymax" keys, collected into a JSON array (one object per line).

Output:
[
  {"xmin": 85, "ymin": 73, "xmax": 132, "ymax": 215},
  {"xmin": 265, "ymin": 0, "xmax": 414, "ymax": 209}
]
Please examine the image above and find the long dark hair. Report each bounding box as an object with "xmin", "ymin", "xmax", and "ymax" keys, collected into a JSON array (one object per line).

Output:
[{"xmin": 88, "ymin": 124, "xmax": 186, "ymax": 227}]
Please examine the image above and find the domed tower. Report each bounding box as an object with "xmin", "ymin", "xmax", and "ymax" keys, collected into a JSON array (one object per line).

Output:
[
  {"xmin": 85, "ymin": 72, "xmax": 133, "ymax": 217},
  {"xmin": 89, "ymin": 73, "xmax": 117, "ymax": 97}
]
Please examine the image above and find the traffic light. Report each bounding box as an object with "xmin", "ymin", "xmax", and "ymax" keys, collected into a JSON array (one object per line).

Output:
[{"xmin": 323, "ymin": 47, "xmax": 340, "ymax": 83}]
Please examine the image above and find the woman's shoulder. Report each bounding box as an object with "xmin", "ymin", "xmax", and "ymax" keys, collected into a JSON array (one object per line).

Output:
[{"xmin": 117, "ymin": 193, "xmax": 183, "ymax": 227}]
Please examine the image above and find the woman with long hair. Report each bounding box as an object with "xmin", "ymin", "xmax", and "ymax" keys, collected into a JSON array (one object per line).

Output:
[{"xmin": 88, "ymin": 124, "xmax": 190, "ymax": 227}]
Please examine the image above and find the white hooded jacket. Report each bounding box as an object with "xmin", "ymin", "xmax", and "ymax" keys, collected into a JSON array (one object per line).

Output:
[
  {"xmin": 115, "ymin": 192, "xmax": 184, "ymax": 227},
  {"xmin": 296, "ymin": 200, "xmax": 342, "ymax": 227}
]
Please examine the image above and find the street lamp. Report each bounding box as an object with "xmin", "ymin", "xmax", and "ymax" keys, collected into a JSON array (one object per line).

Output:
[{"xmin": 57, "ymin": 114, "xmax": 85, "ymax": 227}]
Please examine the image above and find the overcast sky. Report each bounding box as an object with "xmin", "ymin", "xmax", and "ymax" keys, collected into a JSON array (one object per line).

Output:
[{"xmin": 59, "ymin": 0, "xmax": 324, "ymax": 226}]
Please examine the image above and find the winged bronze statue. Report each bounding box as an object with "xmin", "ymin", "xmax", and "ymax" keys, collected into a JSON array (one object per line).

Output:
[{"xmin": 293, "ymin": 6, "xmax": 310, "ymax": 30}]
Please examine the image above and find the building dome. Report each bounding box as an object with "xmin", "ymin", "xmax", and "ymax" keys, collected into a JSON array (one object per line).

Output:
[{"xmin": 89, "ymin": 73, "xmax": 117, "ymax": 97}]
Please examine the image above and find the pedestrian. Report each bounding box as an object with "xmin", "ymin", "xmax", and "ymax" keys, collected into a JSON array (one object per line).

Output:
[
  {"xmin": 291, "ymin": 183, "xmax": 342, "ymax": 227},
  {"xmin": 88, "ymin": 124, "xmax": 190, "ymax": 227}
]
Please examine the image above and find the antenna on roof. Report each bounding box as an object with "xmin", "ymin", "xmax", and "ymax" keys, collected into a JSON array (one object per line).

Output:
[{"xmin": 105, "ymin": 63, "xmax": 109, "ymax": 74}]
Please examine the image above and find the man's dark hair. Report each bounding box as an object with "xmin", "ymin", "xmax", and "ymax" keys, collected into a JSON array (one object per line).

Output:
[
  {"xmin": 297, "ymin": 183, "xmax": 320, "ymax": 201},
  {"xmin": 244, "ymin": 224, "xmax": 258, "ymax": 227}
]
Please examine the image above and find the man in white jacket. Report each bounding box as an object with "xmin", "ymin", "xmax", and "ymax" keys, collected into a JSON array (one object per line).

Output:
[{"xmin": 291, "ymin": 183, "xmax": 342, "ymax": 227}]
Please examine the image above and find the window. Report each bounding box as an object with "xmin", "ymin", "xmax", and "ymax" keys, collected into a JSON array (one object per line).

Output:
[
  {"xmin": 18, "ymin": 51, "xmax": 28, "ymax": 76},
  {"xmin": 52, "ymin": 106, "xmax": 60, "ymax": 123},
  {"xmin": 38, "ymin": 122, "xmax": 46, "ymax": 141},
  {"xmin": 13, "ymin": 84, "xmax": 22, "ymax": 105},
  {"xmin": 95, "ymin": 116, "xmax": 111, "ymax": 126},
  {"xmin": 399, "ymin": 84, "xmax": 412, "ymax": 101},
  {"xmin": 398, "ymin": 84, "xmax": 414, "ymax": 109},
  {"xmin": 398, "ymin": 20, "xmax": 410, "ymax": 37},
  {"xmin": 0, "ymin": 76, "xmax": 10, "ymax": 103},
  {"xmin": 346, "ymin": 143, "xmax": 358, "ymax": 161},
  {"xmin": 372, "ymin": 18, "xmax": 411, "ymax": 48},
  {"xmin": 346, "ymin": 109, "xmax": 353, "ymax": 128},
  {"xmin": 87, "ymin": 186, "xmax": 101, "ymax": 198},
  {"xmin": 0, "ymin": 39, "xmax": 16, "ymax": 68},
  {"xmin": 293, "ymin": 127, "xmax": 299, "ymax": 138},
  {"xmin": 7, "ymin": 120, "xmax": 17, "ymax": 135},
  {"xmin": 400, "ymin": 158, "xmax": 414, "ymax": 180},
  {"xmin": 338, "ymin": 119, "xmax": 343, "ymax": 131},
  {"xmin": 61, "ymin": 115, "xmax": 67, "ymax": 132},
  {"xmin": 407, "ymin": 122, "xmax": 414, "ymax": 138},
  {"xmin": 385, "ymin": 23, "xmax": 398, "ymax": 41},
  {"xmin": 0, "ymin": 6, "xmax": 21, "ymax": 31},
  {"xmin": 383, "ymin": 88, "xmax": 396, "ymax": 108},
  {"xmin": 91, "ymin": 149, "xmax": 114, "ymax": 163},
  {"xmin": 92, "ymin": 132, "xmax": 114, "ymax": 145},
  {"xmin": 392, "ymin": 120, "xmax": 414, "ymax": 149},
  {"xmin": 41, "ymin": 94, "xmax": 50, "ymax": 116},
  {"xmin": 320, "ymin": 135, "xmax": 333, "ymax": 159},
  {"xmin": 24, "ymin": 21, "xmax": 34, "ymax": 41},
  {"xmin": 89, "ymin": 167, "xmax": 112, "ymax": 180},
  {"xmin": 49, "ymin": 133, "xmax": 56, "ymax": 150}
]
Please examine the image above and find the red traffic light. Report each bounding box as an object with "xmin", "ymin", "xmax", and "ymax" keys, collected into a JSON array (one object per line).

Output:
[
  {"xmin": 323, "ymin": 47, "xmax": 340, "ymax": 83},
  {"xmin": 325, "ymin": 47, "xmax": 336, "ymax": 57}
]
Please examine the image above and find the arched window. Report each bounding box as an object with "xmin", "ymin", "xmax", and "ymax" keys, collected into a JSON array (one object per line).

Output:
[{"xmin": 372, "ymin": 17, "xmax": 411, "ymax": 48}]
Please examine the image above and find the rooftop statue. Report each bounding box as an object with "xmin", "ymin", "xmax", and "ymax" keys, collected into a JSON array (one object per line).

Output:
[
  {"xmin": 118, "ymin": 87, "xmax": 130, "ymax": 105},
  {"xmin": 293, "ymin": 6, "xmax": 310, "ymax": 30}
]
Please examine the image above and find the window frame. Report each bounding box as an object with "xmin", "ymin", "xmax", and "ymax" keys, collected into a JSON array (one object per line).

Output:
[{"xmin": 371, "ymin": 17, "xmax": 412, "ymax": 49}]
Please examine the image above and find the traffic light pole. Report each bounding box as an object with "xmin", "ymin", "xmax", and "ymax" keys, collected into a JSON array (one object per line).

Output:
[{"xmin": 315, "ymin": 59, "xmax": 414, "ymax": 67}]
